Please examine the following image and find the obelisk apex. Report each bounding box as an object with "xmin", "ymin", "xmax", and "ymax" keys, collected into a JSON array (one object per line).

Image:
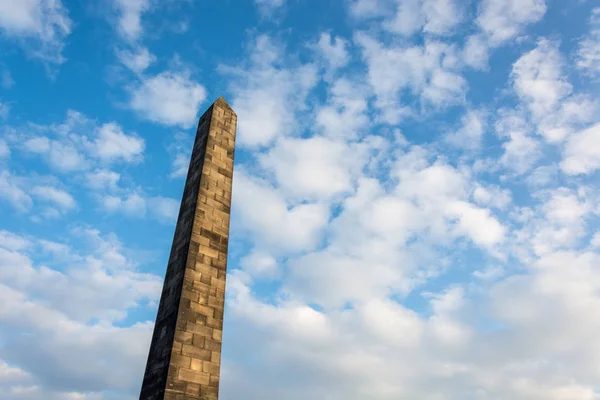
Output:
[{"xmin": 140, "ymin": 97, "xmax": 237, "ymax": 400}]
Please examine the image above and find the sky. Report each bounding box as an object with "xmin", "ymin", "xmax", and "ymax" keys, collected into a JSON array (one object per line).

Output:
[{"xmin": 0, "ymin": 0, "xmax": 600, "ymax": 399}]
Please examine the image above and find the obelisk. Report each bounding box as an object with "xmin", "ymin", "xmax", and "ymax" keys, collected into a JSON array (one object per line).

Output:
[{"xmin": 140, "ymin": 97, "xmax": 236, "ymax": 400}]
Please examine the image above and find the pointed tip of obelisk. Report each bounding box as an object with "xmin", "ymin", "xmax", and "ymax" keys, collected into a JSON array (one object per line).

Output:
[{"xmin": 214, "ymin": 96, "xmax": 235, "ymax": 113}]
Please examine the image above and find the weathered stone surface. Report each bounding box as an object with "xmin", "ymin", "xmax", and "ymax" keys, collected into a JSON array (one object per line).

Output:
[{"xmin": 139, "ymin": 97, "xmax": 236, "ymax": 400}]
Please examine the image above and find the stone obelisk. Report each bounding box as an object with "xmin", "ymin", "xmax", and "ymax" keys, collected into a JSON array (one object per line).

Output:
[{"xmin": 140, "ymin": 97, "xmax": 236, "ymax": 400}]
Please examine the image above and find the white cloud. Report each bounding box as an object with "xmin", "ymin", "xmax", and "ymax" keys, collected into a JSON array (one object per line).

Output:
[
  {"xmin": 1, "ymin": 67, "xmax": 14, "ymax": 89},
  {"xmin": 348, "ymin": 0, "xmax": 393, "ymax": 19},
  {"xmin": 112, "ymin": 0, "xmax": 150, "ymax": 41},
  {"xmin": 147, "ymin": 196, "xmax": 179, "ymax": 224},
  {"xmin": 526, "ymin": 165, "xmax": 557, "ymax": 188},
  {"xmin": 446, "ymin": 200, "xmax": 506, "ymax": 248},
  {"xmin": 472, "ymin": 265, "xmax": 505, "ymax": 281},
  {"xmin": 421, "ymin": 68, "xmax": 466, "ymax": 107},
  {"xmin": 0, "ymin": 229, "xmax": 161, "ymax": 397},
  {"xmin": 129, "ymin": 69, "xmax": 207, "ymax": 128},
  {"xmin": 222, "ymin": 243, "xmax": 600, "ymax": 399},
  {"xmin": 591, "ymin": 232, "xmax": 600, "ymax": 248},
  {"xmin": 316, "ymin": 77, "xmax": 370, "ymax": 139},
  {"xmin": 84, "ymin": 169, "xmax": 121, "ymax": 191},
  {"xmin": 315, "ymin": 32, "xmax": 350, "ymax": 72},
  {"xmin": 31, "ymin": 185, "xmax": 76, "ymax": 211},
  {"xmin": 18, "ymin": 110, "xmax": 144, "ymax": 172},
  {"xmin": 0, "ymin": 139, "xmax": 9, "ymax": 158},
  {"xmin": 500, "ymin": 131, "xmax": 541, "ymax": 174},
  {"xmin": 355, "ymin": 34, "xmax": 466, "ymax": 119},
  {"xmin": 116, "ymin": 46, "xmax": 155, "ymax": 74},
  {"xmin": 166, "ymin": 131, "xmax": 192, "ymax": 179},
  {"xmin": 472, "ymin": 183, "xmax": 512, "ymax": 210},
  {"xmin": 513, "ymin": 188, "xmax": 592, "ymax": 258},
  {"xmin": 266, "ymin": 147, "xmax": 507, "ymax": 310},
  {"xmin": 510, "ymin": 40, "xmax": 597, "ymax": 145},
  {"xmin": 260, "ymin": 135, "xmax": 383, "ymax": 201},
  {"xmin": 101, "ymin": 192, "xmax": 179, "ymax": 224},
  {"xmin": 561, "ymin": 122, "xmax": 600, "ymax": 175},
  {"xmin": 370, "ymin": 0, "xmax": 463, "ymax": 37},
  {"xmin": 254, "ymin": 0, "xmax": 285, "ymax": 15},
  {"xmin": 512, "ymin": 39, "xmax": 572, "ymax": 128},
  {"xmin": 220, "ymin": 35, "xmax": 318, "ymax": 147},
  {"xmin": 0, "ymin": 171, "xmax": 32, "ymax": 212},
  {"xmin": 577, "ymin": 8, "xmax": 600, "ymax": 79},
  {"xmin": 23, "ymin": 136, "xmax": 87, "ymax": 172},
  {"xmin": 103, "ymin": 193, "xmax": 147, "ymax": 217},
  {"xmin": 169, "ymin": 153, "xmax": 188, "ymax": 178},
  {"xmin": 240, "ymin": 250, "xmax": 279, "ymax": 278},
  {"xmin": 446, "ymin": 109, "xmax": 487, "ymax": 149},
  {"xmin": 260, "ymin": 137, "xmax": 376, "ymax": 200},
  {"xmin": 462, "ymin": 34, "xmax": 489, "ymax": 70},
  {"xmin": 477, "ymin": 0, "xmax": 547, "ymax": 46},
  {"xmin": 421, "ymin": 0, "xmax": 463, "ymax": 36},
  {"xmin": 383, "ymin": 0, "xmax": 424, "ymax": 36},
  {"xmin": 223, "ymin": 240, "xmax": 600, "ymax": 398},
  {"xmin": 232, "ymin": 171, "xmax": 329, "ymax": 253},
  {"xmin": 94, "ymin": 122, "xmax": 144, "ymax": 162},
  {"xmin": 0, "ymin": 231, "xmax": 31, "ymax": 252},
  {"xmin": 495, "ymin": 111, "xmax": 542, "ymax": 174},
  {"xmin": 0, "ymin": 360, "xmax": 30, "ymax": 383},
  {"xmin": 0, "ymin": 0, "xmax": 72, "ymax": 64},
  {"xmin": 0, "ymin": 101, "xmax": 9, "ymax": 119}
]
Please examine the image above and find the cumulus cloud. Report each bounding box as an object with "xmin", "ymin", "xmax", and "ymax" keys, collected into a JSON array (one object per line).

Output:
[
  {"xmin": 561, "ymin": 122, "xmax": 600, "ymax": 175},
  {"xmin": 166, "ymin": 131, "xmax": 192, "ymax": 179},
  {"xmin": 462, "ymin": 34, "xmax": 489, "ymax": 70},
  {"xmin": 349, "ymin": 0, "xmax": 464, "ymax": 37},
  {"xmin": 385, "ymin": 0, "xmax": 463, "ymax": 36},
  {"xmin": 1, "ymin": 67, "xmax": 14, "ymax": 89},
  {"xmin": 356, "ymin": 34, "xmax": 466, "ymax": 120},
  {"xmin": 495, "ymin": 110, "xmax": 542, "ymax": 174},
  {"xmin": 0, "ymin": 0, "xmax": 72, "ymax": 64},
  {"xmin": 445, "ymin": 108, "xmax": 487, "ymax": 149},
  {"xmin": 16, "ymin": 110, "xmax": 144, "ymax": 172},
  {"xmin": 31, "ymin": 185, "xmax": 76, "ymax": 211},
  {"xmin": 223, "ymin": 239, "xmax": 600, "ymax": 399},
  {"xmin": 0, "ymin": 229, "xmax": 161, "ymax": 398},
  {"xmin": 0, "ymin": 171, "xmax": 33, "ymax": 212},
  {"xmin": 251, "ymin": 146, "xmax": 508, "ymax": 311},
  {"xmin": 112, "ymin": 0, "xmax": 150, "ymax": 42},
  {"xmin": 128, "ymin": 69, "xmax": 207, "ymax": 128},
  {"xmin": 220, "ymin": 35, "xmax": 318, "ymax": 147},
  {"xmin": 477, "ymin": 0, "xmax": 547, "ymax": 45},
  {"xmin": 314, "ymin": 32, "xmax": 350, "ymax": 73},
  {"xmin": 472, "ymin": 183, "xmax": 512, "ymax": 210},
  {"xmin": 103, "ymin": 193, "xmax": 147, "ymax": 217},
  {"xmin": 101, "ymin": 192, "xmax": 179, "ymax": 224},
  {"xmin": 577, "ymin": 8, "xmax": 600, "ymax": 79},
  {"xmin": 316, "ymin": 77, "xmax": 370, "ymax": 139},
  {"xmin": 94, "ymin": 122, "xmax": 145, "ymax": 162},
  {"xmin": 511, "ymin": 39, "xmax": 572, "ymax": 131},
  {"xmin": 239, "ymin": 250, "xmax": 279, "ymax": 278},
  {"xmin": 116, "ymin": 46, "xmax": 156, "ymax": 74},
  {"xmin": 259, "ymin": 135, "xmax": 383, "ymax": 201},
  {"xmin": 254, "ymin": 0, "xmax": 285, "ymax": 15},
  {"xmin": 348, "ymin": 0, "xmax": 393, "ymax": 19},
  {"xmin": 0, "ymin": 139, "xmax": 9, "ymax": 158},
  {"xmin": 0, "ymin": 101, "xmax": 9, "ymax": 119},
  {"xmin": 232, "ymin": 171, "xmax": 329, "ymax": 253},
  {"xmin": 83, "ymin": 169, "xmax": 121, "ymax": 191}
]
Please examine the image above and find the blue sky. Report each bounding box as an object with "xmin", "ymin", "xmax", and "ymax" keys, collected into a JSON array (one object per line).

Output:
[{"xmin": 1, "ymin": 0, "xmax": 600, "ymax": 399}]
